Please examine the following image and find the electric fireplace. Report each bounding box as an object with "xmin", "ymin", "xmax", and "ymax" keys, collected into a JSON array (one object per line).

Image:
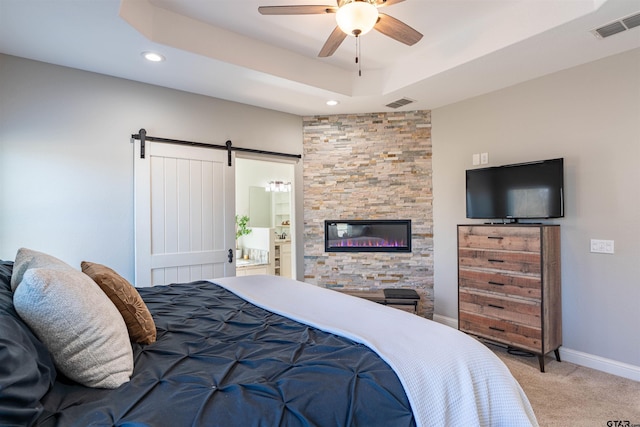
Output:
[{"xmin": 324, "ymin": 220, "xmax": 411, "ymax": 252}]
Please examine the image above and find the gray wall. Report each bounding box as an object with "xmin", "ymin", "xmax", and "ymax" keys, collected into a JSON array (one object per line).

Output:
[
  {"xmin": 0, "ymin": 54, "xmax": 303, "ymax": 281},
  {"xmin": 432, "ymin": 48, "xmax": 640, "ymax": 368}
]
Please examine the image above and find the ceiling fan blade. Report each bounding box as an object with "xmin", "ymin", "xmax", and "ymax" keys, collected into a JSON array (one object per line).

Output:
[
  {"xmin": 258, "ymin": 5, "xmax": 337, "ymax": 15},
  {"xmin": 374, "ymin": 13, "xmax": 423, "ymax": 46},
  {"xmin": 318, "ymin": 26, "xmax": 348, "ymax": 57}
]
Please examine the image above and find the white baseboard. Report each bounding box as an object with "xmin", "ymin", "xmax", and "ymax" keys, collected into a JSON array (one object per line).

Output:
[
  {"xmin": 431, "ymin": 314, "xmax": 640, "ymax": 382},
  {"xmin": 559, "ymin": 348, "xmax": 640, "ymax": 382},
  {"xmin": 433, "ymin": 314, "xmax": 458, "ymax": 329}
]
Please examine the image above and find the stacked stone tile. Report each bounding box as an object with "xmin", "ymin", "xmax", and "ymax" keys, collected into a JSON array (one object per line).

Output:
[{"xmin": 302, "ymin": 111, "xmax": 434, "ymax": 319}]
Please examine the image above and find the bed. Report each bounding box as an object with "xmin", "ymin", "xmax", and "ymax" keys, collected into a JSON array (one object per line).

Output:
[{"xmin": 0, "ymin": 254, "xmax": 538, "ymax": 427}]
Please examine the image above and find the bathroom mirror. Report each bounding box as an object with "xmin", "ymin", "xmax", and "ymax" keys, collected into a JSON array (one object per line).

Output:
[{"xmin": 249, "ymin": 186, "xmax": 271, "ymax": 227}]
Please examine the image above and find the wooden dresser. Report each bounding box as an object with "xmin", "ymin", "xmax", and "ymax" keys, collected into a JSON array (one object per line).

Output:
[{"xmin": 457, "ymin": 224, "xmax": 562, "ymax": 372}]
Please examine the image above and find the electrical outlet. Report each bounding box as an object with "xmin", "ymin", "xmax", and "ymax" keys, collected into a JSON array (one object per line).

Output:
[
  {"xmin": 590, "ymin": 239, "xmax": 614, "ymax": 254},
  {"xmin": 480, "ymin": 152, "xmax": 489, "ymax": 164},
  {"xmin": 472, "ymin": 153, "xmax": 480, "ymax": 165}
]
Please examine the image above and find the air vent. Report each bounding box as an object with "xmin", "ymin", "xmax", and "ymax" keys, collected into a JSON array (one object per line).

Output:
[
  {"xmin": 386, "ymin": 97, "xmax": 415, "ymax": 109},
  {"xmin": 622, "ymin": 13, "xmax": 640, "ymax": 30},
  {"xmin": 592, "ymin": 11, "xmax": 640, "ymax": 39}
]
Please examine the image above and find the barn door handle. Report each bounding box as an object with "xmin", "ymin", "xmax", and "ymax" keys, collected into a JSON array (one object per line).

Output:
[{"xmin": 228, "ymin": 249, "xmax": 233, "ymax": 263}]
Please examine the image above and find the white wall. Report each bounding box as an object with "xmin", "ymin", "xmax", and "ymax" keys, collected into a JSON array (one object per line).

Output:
[
  {"xmin": 432, "ymin": 48, "xmax": 640, "ymax": 370},
  {"xmin": 235, "ymin": 158, "xmax": 294, "ymax": 218},
  {"xmin": 0, "ymin": 54, "xmax": 303, "ymax": 281}
]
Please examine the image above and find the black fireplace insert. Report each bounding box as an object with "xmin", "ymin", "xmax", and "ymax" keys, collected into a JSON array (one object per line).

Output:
[{"xmin": 324, "ymin": 220, "xmax": 411, "ymax": 252}]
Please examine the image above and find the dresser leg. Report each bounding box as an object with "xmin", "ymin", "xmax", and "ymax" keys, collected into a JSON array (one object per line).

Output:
[
  {"xmin": 554, "ymin": 348, "xmax": 561, "ymax": 362},
  {"xmin": 538, "ymin": 355, "xmax": 545, "ymax": 372}
]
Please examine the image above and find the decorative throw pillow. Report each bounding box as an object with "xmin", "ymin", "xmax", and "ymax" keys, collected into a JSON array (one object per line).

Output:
[
  {"xmin": 81, "ymin": 261, "xmax": 156, "ymax": 344},
  {"xmin": 10, "ymin": 248, "xmax": 71, "ymax": 292},
  {"xmin": 13, "ymin": 267, "xmax": 133, "ymax": 389}
]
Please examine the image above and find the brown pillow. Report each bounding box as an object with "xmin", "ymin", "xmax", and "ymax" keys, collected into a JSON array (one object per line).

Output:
[{"xmin": 81, "ymin": 261, "xmax": 156, "ymax": 344}]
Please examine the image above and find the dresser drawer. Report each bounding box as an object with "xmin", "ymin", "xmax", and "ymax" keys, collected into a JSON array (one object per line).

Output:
[
  {"xmin": 459, "ymin": 311, "xmax": 542, "ymax": 352},
  {"xmin": 458, "ymin": 248, "xmax": 541, "ymax": 275},
  {"xmin": 459, "ymin": 290, "xmax": 541, "ymax": 327},
  {"xmin": 458, "ymin": 226, "xmax": 541, "ymax": 252},
  {"xmin": 459, "ymin": 269, "xmax": 541, "ymax": 300}
]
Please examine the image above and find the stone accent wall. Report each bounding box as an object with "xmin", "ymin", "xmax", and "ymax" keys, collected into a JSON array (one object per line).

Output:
[{"xmin": 302, "ymin": 111, "xmax": 434, "ymax": 319}]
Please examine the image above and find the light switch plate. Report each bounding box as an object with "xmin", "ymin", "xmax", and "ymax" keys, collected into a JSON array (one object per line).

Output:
[
  {"xmin": 590, "ymin": 239, "xmax": 614, "ymax": 254},
  {"xmin": 472, "ymin": 153, "xmax": 480, "ymax": 165},
  {"xmin": 480, "ymin": 152, "xmax": 489, "ymax": 164}
]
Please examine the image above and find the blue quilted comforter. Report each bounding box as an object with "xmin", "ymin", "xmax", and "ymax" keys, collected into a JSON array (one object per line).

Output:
[{"xmin": 34, "ymin": 280, "xmax": 415, "ymax": 426}]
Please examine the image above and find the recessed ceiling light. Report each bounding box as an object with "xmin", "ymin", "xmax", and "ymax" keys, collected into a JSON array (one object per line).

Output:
[
  {"xmin": 142, "ymin": 51, "xmax": 165, "ymax": 62},
  {"xmin": 326, "ymin": 100, "xmax": 339, "ymax": 106}
]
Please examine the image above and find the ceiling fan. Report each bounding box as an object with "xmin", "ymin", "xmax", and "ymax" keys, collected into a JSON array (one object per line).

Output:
[{"xmin": 258, "ymin": 0, "xmax": 423, "ymax": 58}]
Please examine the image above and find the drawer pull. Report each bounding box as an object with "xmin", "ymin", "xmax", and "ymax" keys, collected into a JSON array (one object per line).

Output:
[
  {"xmin": 489, "ymin": 326, "xmax": 506, "ymax": 332},
  {"xmin": 488, "ymin": 304, "xmax": 504, "ymax": 309},
  {"xmin": 487, "ymin": 236, "xmax": 504, "ymax": 240},
  {"xmin": 488, "ymin": 259, "xmax": 504, "ymax": 263},
  {"xmin": 488, "ymin": 281, "xmax": 505, "ymax": 286}
]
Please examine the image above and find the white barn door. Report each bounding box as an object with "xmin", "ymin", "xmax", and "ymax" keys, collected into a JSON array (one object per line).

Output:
[{"xmin": 134, "ymin": 141, "xmax": 235, "ymax": 287}]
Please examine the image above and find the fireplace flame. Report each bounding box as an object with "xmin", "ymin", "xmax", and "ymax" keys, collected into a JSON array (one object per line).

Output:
[
  {"xmin": 325, "ymin": 220, "xmax": 411, "ymax": 252},
  {"xmin": 332, "ymin": 238, "xmax": 406, "ymax": 248}
]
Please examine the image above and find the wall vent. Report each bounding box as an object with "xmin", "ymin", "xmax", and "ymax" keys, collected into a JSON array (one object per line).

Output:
[
  {"xmin": 386, "ymin": 98, "xmax": 415, "ymax": 109},
  {"xmin": 592, "ymin": 11, "xmax": 640, "ymax": 39}
]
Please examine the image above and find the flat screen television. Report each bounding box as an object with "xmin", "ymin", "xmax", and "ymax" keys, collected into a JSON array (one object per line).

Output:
[{"xmin": 466, "ymin": 158, "xmax": 564, "ymax": 221}]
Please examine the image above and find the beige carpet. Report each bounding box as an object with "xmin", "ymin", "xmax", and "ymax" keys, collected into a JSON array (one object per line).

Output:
[{"xmin": 490, "ymin": 344, "xmax": 640, "ymax": 427}]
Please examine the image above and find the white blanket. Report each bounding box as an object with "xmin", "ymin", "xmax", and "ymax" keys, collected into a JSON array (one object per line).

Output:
[{"xmin": 212, "ymin": 275, "xmax": 538, "ymax": 427}]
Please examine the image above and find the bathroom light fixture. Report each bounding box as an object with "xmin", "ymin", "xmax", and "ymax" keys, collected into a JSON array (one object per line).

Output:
[
  {"xmin": 141, "ymin": 51, "xmax": 165, "ymax": 62},
  {"xmin": 265, "ymin": 181, "xmax": 292, "ymax": 192},
  {"xmin": 326, "ymin": 100, "xmax": 339, "ymax": 106}
]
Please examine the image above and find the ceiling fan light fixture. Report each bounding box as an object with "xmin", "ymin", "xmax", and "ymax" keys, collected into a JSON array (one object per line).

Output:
[{"xmin": 336, "ymin": 0, "xmax": 379, "ymax": 37}]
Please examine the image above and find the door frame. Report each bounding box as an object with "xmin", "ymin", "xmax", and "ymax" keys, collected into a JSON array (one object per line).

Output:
[{"xmin": 235, "ymin": 153, "xmax": 298, "ymax": 280}]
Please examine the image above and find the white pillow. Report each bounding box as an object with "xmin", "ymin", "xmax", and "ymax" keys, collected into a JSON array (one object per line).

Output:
[
  {"xmin": 10, "ymin": 248, "xmax": 71, "ymax": 292},
  {"xmin": 13, "ymin": 267, "xmax": 133, "ymax": 389}
]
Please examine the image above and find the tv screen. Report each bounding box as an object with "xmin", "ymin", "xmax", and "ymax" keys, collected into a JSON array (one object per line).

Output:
[{"xmin": 466, "ymin": 158, "xmax": 564, "ymax": 220}]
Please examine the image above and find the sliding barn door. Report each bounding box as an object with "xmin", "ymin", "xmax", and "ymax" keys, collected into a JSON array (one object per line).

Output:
[{"xmin": 134, "ymin": 141, "xmax": 235, "ymax": 287}]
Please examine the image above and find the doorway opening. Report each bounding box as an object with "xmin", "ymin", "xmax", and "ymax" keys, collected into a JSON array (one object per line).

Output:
[{"xmin": 235, "ymin": 158, "xmax": 295, "ymax": 279}]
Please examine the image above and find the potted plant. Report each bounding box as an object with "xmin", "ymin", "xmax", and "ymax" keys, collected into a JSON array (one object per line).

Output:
[{"xmin": 235, "ymin": 215, "xmax": 252, "ymax": 259}]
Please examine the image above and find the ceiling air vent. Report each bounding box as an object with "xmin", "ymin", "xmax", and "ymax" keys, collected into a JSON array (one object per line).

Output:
[
  {"xmin": 592, "ymin": 11, "xmax": 640, "ymax": 39},
  {"xmin": 622, "ymin": 12, "xmax": 640, "ymax": 30},
  {"xmin": 386, "ymin": 97, "xmax": 415, "ymax": 109}
]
